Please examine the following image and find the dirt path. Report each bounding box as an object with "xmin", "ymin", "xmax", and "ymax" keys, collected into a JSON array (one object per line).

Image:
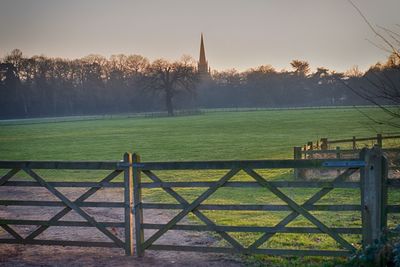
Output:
[{"xmin": 0, "ymin": 187, "xmax": 244, "ymax": 267}]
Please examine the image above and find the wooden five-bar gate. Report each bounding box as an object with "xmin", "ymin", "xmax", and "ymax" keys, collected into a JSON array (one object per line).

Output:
[
  {"xmin": 0, "ymin": 147, "xmax": 399, "ymax": 258},
  {"xmin": 0, "ymin": 154, "xmax": 135, "ymax": 255}
]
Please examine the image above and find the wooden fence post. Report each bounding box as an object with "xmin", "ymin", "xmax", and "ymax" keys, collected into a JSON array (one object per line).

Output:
[
  {"xmin": 307, "ymin": 141, "xmax": 313, "ymax": 149},
  {"xmin": 377, "ymin": 134, "xmax": 383, "ymax": 148},
  {"xmin": 308, "ymin": 142, "xmax": 313, "ymax": 159},
  {"xmin": 321, "ymin": 138, "xmax": 328, "ymax": 150},
  {"xmin": 336, "ymin": 146, "xmax": 341, "ymax": 176},
  {"xmin": 132, "ymin": 153, "xmax": 145, "ymax": 257},
  {"xmin": 123, "ymin": 152, "xmax": 134, "ymax": 256},
  {"xmin": 293, "ymin": 146, "xmax": 302, "ymax": 180},
  {"xmin": 360, "ymin": 146, "xmax": 388, "ymax": 249},
  {"xmin": 336, "ymin": 146, "xmax": 341, "ymax": 159}
]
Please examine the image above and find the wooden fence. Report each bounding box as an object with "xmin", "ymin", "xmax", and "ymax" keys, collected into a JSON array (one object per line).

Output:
[
  {"xmin": 294, "ymin": 134, "xmax": 400, "ymax": 180},
  {"xmin": 295, "ymin": 148, "xmax": 400, "ymax": 179},
  {"xmin": 0, "ymin": 155, "xmax": 135, "ymax": 255},
  {"xmin": 0, "ymin": 147, "xmax": 399, "ymax": 258},
  {"xmin": 300, "ymin": 133, "xmax": 400, "ymax": 152}
]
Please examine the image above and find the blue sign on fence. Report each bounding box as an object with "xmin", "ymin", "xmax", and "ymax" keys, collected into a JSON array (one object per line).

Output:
[{"xmin": 322, "ymin": 160, "xmax": 366, "ymax": 167}]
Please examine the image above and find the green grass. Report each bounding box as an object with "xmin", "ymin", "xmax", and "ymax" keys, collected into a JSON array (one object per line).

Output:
[
  {"xmin": 0, "ymin": 107, "xmax": 398, "ymax": 266},
  {"xmin": 0, "ymin": 107, "xmax": 396, "ymax": 161}
]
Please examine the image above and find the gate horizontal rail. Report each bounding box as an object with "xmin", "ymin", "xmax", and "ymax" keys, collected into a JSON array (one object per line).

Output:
[
  {"xmin": 0, "ymin": 220, "xmax": 125, "ymax": 227},
  {"xmin": 141, "ymin": 203, "xmax": 362, "ymax": 211},
  {"xmin": 142, "ymin": 224, "xmax": 363, "ymax": 234},
  {"xmin": 148, "ymin": 245, "xmax": 352, "ymax": 257},
  {"xmin": 0, "ymin": 200, "xmax": 124, "ymax": 207},
  {"xmin": 0, "ymin": 161, "xmax": 121, "ymax": 170},
  {"xmin": 0, "ymin": 159, "xmax": 365, "ymax": 170},
  {"xmin": 122, "ymin": 159, "xmax": 365, "ymax": 170},
  {"xmin": 0, "ymin": 239, "xmax": 119, "ymax": 248},
  {"xmin": 1, "ymin": 181, "xmax": 124, "ymax": 187},
  {"xmin": 140, "ymin": 181, "xmax": 360, "ymax": 188}
]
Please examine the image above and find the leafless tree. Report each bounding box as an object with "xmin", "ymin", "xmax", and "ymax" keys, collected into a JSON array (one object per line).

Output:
[
  {"xmin": 290, "ymin": 60, "xmax": 310, "ymax": 76},
  {"xmin": 145, "ymin": 56, "xmax": 198, "ymax": 116},
  {"xmin": 347, "ymin": 0, "xmax": 400, "ymax": 127}
]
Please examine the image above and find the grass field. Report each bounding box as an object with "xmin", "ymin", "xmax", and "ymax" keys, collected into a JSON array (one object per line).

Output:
[
  {"xmin": 0, "ymin": 107, "xmax": 397, "ymax": 161},
  {"xmin": 0, "ymin": 107, "xmax": 399, "ymax": 266}
]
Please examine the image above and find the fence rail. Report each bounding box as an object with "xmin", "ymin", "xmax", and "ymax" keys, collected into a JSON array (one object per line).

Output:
[
  {"xmin": 300, "ymin": 133, "xmax": 400, "ymax": 152},
  {"xmin": 301, "ymin": 147, "xmax": 400, "ymax": 155},
  {"xmin": 327, "ymin": 134, "xmax": 400, "ymax": 145},
  {"xmin": 0, "ymin": 160, "xmax": 121, "ymax": 170},
  {"xmin": 0, "ymin": 147, "xmax": 398, "ymax": 259},
  {"xmin": 121, "ymin": 158, "xmax": 365, "ymax": 170}
]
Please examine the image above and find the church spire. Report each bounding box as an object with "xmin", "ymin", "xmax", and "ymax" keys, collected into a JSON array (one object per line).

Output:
[{"xmin": 198, "ymin": 33, "xmax": 209, "ymax": 74}]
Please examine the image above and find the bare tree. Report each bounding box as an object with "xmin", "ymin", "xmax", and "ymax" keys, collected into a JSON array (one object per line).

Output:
[
  {"xmin": 347, "ymin": 0, "xmax": 400, "ymax": 127},
  {"xmin": 125, "ymin": 55, "xmax": 149, "ymax": 75},
  {"xmin": 2, "ymin": 49, "xmax": 27, "ymax": 115},
  {"xmin": 290, "ymin": 60, "xmax": 310, "ymax": 76},
  {"xmin": 0, "ymin": 48, "xmax": 373, "ymax": 118},
  {"xmin": 145, "ymin": 56, "xmax": 198, "ymax": 116},
  {"xmin": 345, "ymin": 66, "xmax": 363, "ymax": 78}
]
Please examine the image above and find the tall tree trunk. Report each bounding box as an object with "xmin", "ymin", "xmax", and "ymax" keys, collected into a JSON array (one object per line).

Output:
[{"xmin": 165, "ymin": 87, "xmax": 174, "ymax": 116}]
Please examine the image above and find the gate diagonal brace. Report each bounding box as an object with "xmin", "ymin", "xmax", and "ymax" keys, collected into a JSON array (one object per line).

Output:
[
  {"xmin": 142, "ymin": 170, "xmax": 244, "ymax": 252},
  {"xmin": 244, "ymin": 168, "xmax": 357, "ymax": 252},
  {"xmin": 22, "ymin": 168, "xmax": 125, "ymax": 248},
  {"xmin": 0, "ymin": 168, "xmax": 20, "ymax": 186},
  {"xmin": 0, "ymin": 168, "xmax": 24, "ymax": 240},
  {"xmin": 25, "ymin": 170, "xmax": 122, "ymax": 240},
  {"xmin": 247, "ymin": 168, "xmax": 358, "ymax": 250},
  {"xmin": 1, "ymin": 224, "xmax": 24, "ymax": 240},
  {"xmin": 142, "ymin": 168, "xmax": 240, "ymax": 250}
]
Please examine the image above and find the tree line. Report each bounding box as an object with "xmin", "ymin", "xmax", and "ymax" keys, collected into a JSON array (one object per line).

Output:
[{"xmin": 0, "ymin": 49, "xmax": 398, "ymax": 118}]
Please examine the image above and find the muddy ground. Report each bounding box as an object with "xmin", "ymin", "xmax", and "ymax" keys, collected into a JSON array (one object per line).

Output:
[{"xmin": 0, "ymin": 187, "xmax": 244, "ymax": 267}]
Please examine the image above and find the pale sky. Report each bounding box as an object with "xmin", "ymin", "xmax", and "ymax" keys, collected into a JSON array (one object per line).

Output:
[{"xmin": 0, "ymin": 0, "xmax": 399, "ymax": 72}]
